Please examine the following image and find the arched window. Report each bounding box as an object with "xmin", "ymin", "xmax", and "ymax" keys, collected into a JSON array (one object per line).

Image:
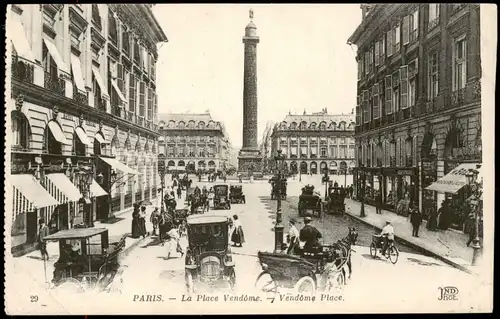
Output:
[
  {"xmin": 339, "ymin": 121, "xmax": 346, "ymax": 130},
  {"xmin": 330, "ymin": 122, "xmax": 337, "ymax": 130},
  {"xmin": 44, "ymin": 121, "xmax": 64, "ymax": 155},
  {"xmin": 73, "ymin": 133, "xmax": 86, "ymax": 156},
  {"xmin": 94, "ymin": 131, "xmax": 107, "ymax": 156},
  {"xmin": 178, "ymin": 121, "xmax": 185, "ymax": 129},
  {"xmin": 198, "ymin": 121, "xmax": 205, "ymax": 128},
  {"xmin": 309, "ymin": 122, "xmax": 317, "ymax": 130},
  {"xmin": 290, "ymin": 122, "xmax": 297, "ymax": 130},
  {"xmin": 319, "ymin": 121, "xmax": 327, "ymax": 130},
  {"xmin": 188, "ymin": 120, "xmax": 195, "ymax": 128},
  {"xmin": 11, "ymin": 111, "xmax": 31, "ymax": 150}
]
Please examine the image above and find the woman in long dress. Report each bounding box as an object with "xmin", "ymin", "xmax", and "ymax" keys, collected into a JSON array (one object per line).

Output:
[
  {"xmin": 230, "ymin": 215, "xmax": 245, "ymax": 247},
  {"xmin": 131, "ymin": 204, "xmax": 142, "ymax": 238}
]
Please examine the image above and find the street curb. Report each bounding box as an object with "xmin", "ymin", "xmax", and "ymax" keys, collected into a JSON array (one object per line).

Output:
[
  {"xmin": 344, "ymin": 211, "xmax": 477, "ymax": 276},
  {"xmin": 122, "ymin": 235, "xmax": 149, "ymax": 256}
]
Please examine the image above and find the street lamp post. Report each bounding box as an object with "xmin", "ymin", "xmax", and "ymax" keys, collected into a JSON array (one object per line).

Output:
[
  {"xmin": 323, "ymin": 169, "xmax": 330, "ymax": 201},
  {"xmin": 359, "ymin": 164, "xmax": 366, "ymax": 217},
  {"xmin": 466, "ymin": 166, "xmax": 482, "ymax": 266},
  {"xmin": 274, "ymin": 150, "xmax": 286, "ymax": 253}
]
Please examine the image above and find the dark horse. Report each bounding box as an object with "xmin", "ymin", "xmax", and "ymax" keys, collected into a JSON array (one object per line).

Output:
[{"xmin": 331, "ymin": 227, "xmax": 358, "ymax": 280}]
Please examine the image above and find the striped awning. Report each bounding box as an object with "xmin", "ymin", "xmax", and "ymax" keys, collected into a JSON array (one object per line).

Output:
[
  {"xmin": 11, "ymin": 174, "xmax": 59, "ymax": 214},
  {"xmin": 44, "ymin": 173, "xmax": 83, "ymax": 203}
]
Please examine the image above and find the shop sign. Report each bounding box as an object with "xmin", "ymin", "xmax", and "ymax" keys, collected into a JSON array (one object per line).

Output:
[{"xmin": 397, "ymin": 169, "xmax": 415, "ymax": 176}]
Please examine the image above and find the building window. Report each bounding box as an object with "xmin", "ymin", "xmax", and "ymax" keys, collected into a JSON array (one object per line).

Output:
[
  {"xmin": 386, "ymin": 30, "xmax": 393, "ymax": 57},
  {"xmin": 392, "ymin": 70, "xmax": 400, "ymax": 112},
  {"xmin": 393, "ymin": 24, "xmax": 401, "ymax": 53},
  {"xmin": 128, "ymin": 73, "xmax": 136, "ymax": 112},
  {"xmin": 428, "ymin": 51, "xmax": 439, "ymax": 99},
  {"xmin": 133, "ymin": 40, "xmax": 140, "ymax": 65},
  {"xmin": 321, "ymin": 147, "xmax": 327, "ymax": 157},
  {"xmin": 357, "ymin": 58, "xmax": 363, "ymax": 80},
  {"xmin": 452, "ymin": 35, "xmax": 467, "ymax": 91},
  {"xmin": 108, "ymin": 10, "xmax": 118, "ymax": 46},
  {"xmin": 355, "ymin": 94, "xmax": 361, "ymax": 126},
  {"xmin": 372, "ymin": 83, "xmax": 380, "ymax": 119},
  {"xmin": 385, "ymin": 75, "xmax": 393, "ymax": 114},
  {"xmin": 122, "ymin": 29, "xmax": 130, "ymax": 55},
  {"xmin": 189, "ymin": 146, "xmax": 195, "ymax": 157},
  {"xmin": 331, "ymin": 146, "xmax": 337, "ymax": 158},
  {"xmin": 147, "ymin": 86, "xmax": 153, "ymax": 120},
  {"xmin": 199, "ymin": 148, "xmax": 205, "ymax": 157},
  {"xmin": 91, "ymin": 4, "xmax": 102, "ymax": 30},
  {"xmin": 400, "ymin": 65, "xmax": 409, "ymax": 109},
  {"xmin": 428, "ymin": 4, "xmax": 440, "ymax": 30},
  {"xmin": 410, "ymin": 8, "xmax": 419, "ymax": 42},
  {"xmin": 340, "ymin": 146, "xmax": 347, "ymax": 159},
  {"xmin": 139, "ymin": 81, "xmax": 145, "ymax": 116},
  {"xmin": 11, "ymin": 112, "xmax": 30, "ymax": 150},
  {"xmin": 341, "ymin": 137, "xmax": 346, "ymax": 144},
  {"xmin": 42, "ymin": 5, "xmax": 58, "ymax": 30},
  {"xmin": 409, "ymin": 78, "xmax": 416, "ymax": 107},
  {"xmin": 362, "ymin": 90, "xmax": 369, "ymax": 123}
]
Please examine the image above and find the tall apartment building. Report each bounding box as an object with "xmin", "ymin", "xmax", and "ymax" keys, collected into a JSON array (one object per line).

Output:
[
  {"xmin": 271, "ymin": 109, "xmax": 356, "ymax": 175},
  {"xmin": 7, "ymin": 4, "xmax": 167, "ymax": 255},
  {"xmin": 158, "ymin": 113, "xmax": 232, "ymax": 174},
  {"xmin": 259, "ymin": 121, "xmax": 275, "ymax": 173},
  {"xmin": 348, "ymin": 4, "xmax": 481, "ymax": 223}
]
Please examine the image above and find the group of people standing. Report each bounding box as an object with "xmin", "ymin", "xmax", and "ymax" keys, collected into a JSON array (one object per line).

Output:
[{"xmin": 285, "ymin": 215, "xmax": 323, "ymax": 255}]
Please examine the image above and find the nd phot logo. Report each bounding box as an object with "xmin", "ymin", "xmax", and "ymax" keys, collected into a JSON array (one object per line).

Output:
[{"xmin": 438, "ymin": 286, "xmax": 459, "ymax": 301}]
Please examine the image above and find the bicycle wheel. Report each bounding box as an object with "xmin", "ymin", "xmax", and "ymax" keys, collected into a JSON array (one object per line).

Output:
[
  {"xmin": 369, "ymin": 243, "xmax": 377, "ymax": 257},
  {"xmin": 389, "ymin": 245, "xmax": 399, "ymax": 264}
]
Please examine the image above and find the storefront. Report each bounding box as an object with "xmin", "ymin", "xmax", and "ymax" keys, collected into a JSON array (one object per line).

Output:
[{"xmin": 355, "ymin": 166, "xmax": 418, "ymax": 212}]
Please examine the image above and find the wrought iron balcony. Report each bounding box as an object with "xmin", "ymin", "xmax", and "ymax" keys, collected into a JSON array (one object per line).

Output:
[
  {"xmin": 44, "ymin": 72, "xmax": 65, "ymax": 95},
  {"xmin": 11, "ymin": 59, "xmax": 34, "ymax": 84},
  {"xmin": 73, "ymin": 84, "xmax": 88, "ymax": 105}
]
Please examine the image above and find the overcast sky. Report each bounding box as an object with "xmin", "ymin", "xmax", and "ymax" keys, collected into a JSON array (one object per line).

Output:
[{"xmin": 153, "ymin": 4, "xmax": 361, "ymax": 147}]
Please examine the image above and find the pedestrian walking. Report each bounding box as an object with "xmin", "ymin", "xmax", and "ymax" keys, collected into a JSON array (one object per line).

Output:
[
  {"xmin": 165, "ymin": 227, "xmax": 184, "ymax": 259},
  {"xmin": 231, "ymin": 214, "xmax": 245, "ymax": 247},
  {"xmin": 177, "ymin": 186, "xmax": 182, "ymax": 199},
  {"xmin": 376, "ymin": 191, "xmax": 382, "ymax": 214},
  {"xmin": 466, "ymin": 213, "xmax": 476, "ymax": 247},
  {"xmin": 37, "ymin": 218, "xmax": 49, "ymax": 260},
  {"xmin": 150, "ymin": 207, "xmax": 160, "ymax": 236},
  {"xmin": 410, "ymin": 207, "xmax": 422, "ymax": 237},
  {"xmin": 139, "ymin": 206, "xmax": 147, "ymax": 238},
  {"xmin": 131, "ymin": 204, "xmax": 142, "ymax": 238}
]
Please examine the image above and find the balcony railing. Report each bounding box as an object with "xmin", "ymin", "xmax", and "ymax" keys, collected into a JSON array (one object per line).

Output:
[
  {"xmin": 44, "ymin": 72, "xmax": 65, "ymax": 95},
  {"xmin": 73, "ymin": 84, "xmax": 88, "ymax": 105},
  {"xmin": 11, "ymin": 59, "xmax": 34, "ymax": 84}
]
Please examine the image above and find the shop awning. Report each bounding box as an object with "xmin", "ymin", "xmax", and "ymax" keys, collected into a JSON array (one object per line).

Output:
[
  {"xmin": 92, "ymin": 67, "xmax": 109, "ymax": 98},
  {"xmin": 94, "ymin": 132, "xmax": 110, "ymax": 144},
  {"xmin": 99, "ymin": 156, "xmax": 140, "ymax": 175},
  {"xmin": 426, "ymin": 163, "xmax": 482, "ymax": 194},
  {"xmin": 111, "ymin": 80, "xmax": 127, "ymax": 102},
  {"xmin": 8, "ymin": 12, "xmax": 36, "ymax": 62},
  {"xmin": 90, "ymin": 179, "xmax": 108, "ymax": 198},
  {"xmin": 11, "ymin": 174, "xmax": 59, "ymax": 211},
  {"xmin": 44, "ymin": 173, "xmax": 83, "ymax": 203},
  {"xmin": 71, "ymin": 54, "xmax": 86, "ymax": 92},
  {"xmin": 48, "ymin": 121, "xmax": 68, "ymax": 145},
  {"xmin": 43, "ymin": 38, "xmax": 70, "ymax": 74},
  {"xmin": 75, "ymin": 126, "xmax": 91, "ymax": 146}
]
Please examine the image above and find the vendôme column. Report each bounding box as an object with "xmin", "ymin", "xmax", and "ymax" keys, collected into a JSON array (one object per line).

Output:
[{"xmin": 238, "ymin": 9, "xmax": 262, "ymax": 174}]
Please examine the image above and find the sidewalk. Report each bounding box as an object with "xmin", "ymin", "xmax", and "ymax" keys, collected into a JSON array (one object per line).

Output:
[{"xmin": 344, "ymin": 199, "xmax": 480, "ymax": 275}]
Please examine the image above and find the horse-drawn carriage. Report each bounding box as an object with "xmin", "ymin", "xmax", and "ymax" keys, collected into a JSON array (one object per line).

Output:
[
  {"xmin": 269, "ymin": 176, "xmax": 287, "ymax": 200},
  {"xmin": 42, "ymin": 228, "xmax": 126, "ymax": 293},
  {"xmin": 326, "ymin": 185, "xmax": 346, "ymax": 215},
  {"xmin": 229, "ymin": 185, "xmax": 246, "ymax": 204},
  {"xmin": 254, "ymin": 233, "xmax": 355, "ymax": 297},
  {"xmin": 179, "ymin": 175, "xmax": 192, "ymax": 190},
  {"xmin": 298, "ymin": 185, "xmax": 323, "ymax": 218},
  {"xmin": 213, "ymin": 185, "xmax": 231, "ymax": 210}
]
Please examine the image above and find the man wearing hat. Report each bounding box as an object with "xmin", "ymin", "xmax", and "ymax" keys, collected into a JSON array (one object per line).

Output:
[
  {"xmin": 380, "ymin": 220, "xmax": 395, "ymax": 256},
  {"xmin": 299, "ymin": 215, "xmax": 322, "ymax": 253}
]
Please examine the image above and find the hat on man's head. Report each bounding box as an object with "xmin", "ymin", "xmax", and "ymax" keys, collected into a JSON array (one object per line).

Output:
[
  {"xmin": 289, "ymin": 218, "xmax": 297, "ymax": 225},
  {"xmin": 386, "ymin": 220, "xmax": 391, "ymax": 224},
  {"xmin": 304, "ymin": 216, "xmax": 313, "ymax": 222}
]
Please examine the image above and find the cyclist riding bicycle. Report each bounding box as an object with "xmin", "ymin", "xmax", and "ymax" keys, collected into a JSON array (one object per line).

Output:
[{"xmin": 380, "ymin": 220, "xmax": 395, "ymax": 256}]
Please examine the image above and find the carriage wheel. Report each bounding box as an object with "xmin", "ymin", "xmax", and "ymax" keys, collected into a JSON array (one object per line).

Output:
[
  {"xmin": 228, "ymin": 268, "xmax": 237, "ymax": 293},
  {"xmin": 185, "ymin": 271, "xmax": 195, "ymax": 295},
  {"xmin": 389, "ymin": 246, "xmax": 399, "ymax": 264},
  {"xmin": 254, "ymin": 271, "xmax": 278, "ymax": 298},
  {"xmin": 294, "ymin": 276, "xmax": 316, "ymax": 296},
  {"xmin": 369, "ymin": 243, "xmax": 377, "ymax": 258}
]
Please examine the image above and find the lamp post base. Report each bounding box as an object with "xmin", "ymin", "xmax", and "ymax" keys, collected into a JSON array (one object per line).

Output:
[
  {"xmin": 274, "ymin": 224, "xmax": 285, "ymax": 253},
  {"xmin": 471, "ymin": 241, "xmax": 481, "ymax": 266}
]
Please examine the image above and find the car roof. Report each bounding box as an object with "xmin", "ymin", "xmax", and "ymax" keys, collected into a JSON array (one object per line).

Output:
[
  {"xmin": 186, "ymin": 214, "xmax": 229, "ymax": 225},
  {"xmin": 43, "ymin": 228, "xmax": 108, "ymax": 241}
]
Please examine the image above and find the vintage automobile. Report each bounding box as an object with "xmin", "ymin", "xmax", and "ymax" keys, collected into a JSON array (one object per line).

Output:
[
  {"xmin": 298, "ymin": 185, "xmax": 323, "ymax": 218},
  {"xmin": 43, "ymin": 228, "xmax": 126, "ymax": 293},
  {"xmin": 326, "ymin": 185, "xmax": 346, "ymax": 215},
  {"xmin": 184, "ymin": 214, "xmax": 236, "ymax": 294},
  {"xmin": 213, "ymin": 184, "xmax": 231, "ymax": 210},
  {"xmin": 229, "ymin": 185, "xmax": 246, "ymax": 204},
  {"xmin": 269, "ymin": 176, "xmax": 287, "ymax": 200}
]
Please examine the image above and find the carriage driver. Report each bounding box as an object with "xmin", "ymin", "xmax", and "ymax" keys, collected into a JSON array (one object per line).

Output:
[{"xmin": 299, "ymin": 215, "xmax": 323, "ymax": 253}]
